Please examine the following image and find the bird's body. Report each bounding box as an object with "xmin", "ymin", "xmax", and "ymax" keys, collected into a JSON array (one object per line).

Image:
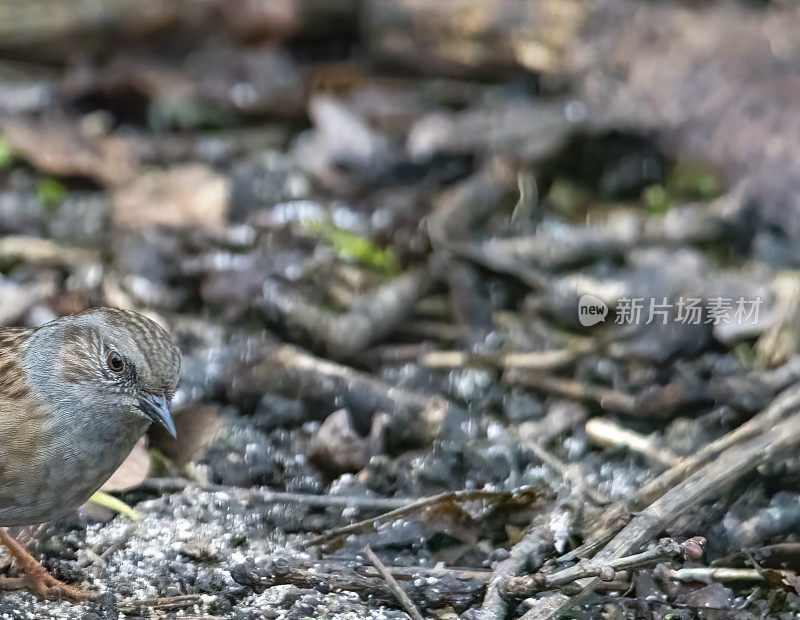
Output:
[
  {"xmin": 0, "ymin": 308, "xmax": 180, "ymax": 527},
  {"xmin": 0, "ymin": 350, "xmax": 149, "ymax": 526}
]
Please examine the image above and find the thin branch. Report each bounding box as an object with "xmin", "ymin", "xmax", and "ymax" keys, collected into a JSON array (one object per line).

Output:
[
  {"xmin": 235, "ymin": 340, "xmax": 467, "ymax": 449},
  {"xmin": 224, "ymin": 487, "xmax": 413, "ymax": 511},
  {"xmin": 305, "ymin": 488, "xmax": 537, "ymax": 547},
  {"xmin": 475, "ymin": 510, "xmax": 555, "ymax": 620},
  {"xmin": 261, "ymin": 268, "xmax": 433, "ymax": 358},
  {"xmin": 504, "ymin": 370, "xmax": 636, "ymax": 414},
  {"xmin": 419, "ymin": 343, "xmax": 592, "ymax": 371},
  {"xmin": 667, "ymin": 567, "xmax": 782, "ymax": 583},
  {"xmin": 117, "ymin": 594, "xmax": 204, "ymax": 614},
  {"xmin": 523, "ymin": 404, "xmax": 800, "ymax": 619},
  {"xmin": 134, "ymin": 481, "xmax": 417, "ymax": 512},
  {"xmin": 374, "ymin": 566, "xmax": 492, "ymax": 582},
  {"xmin": 231, "ymin": 559, "xmax": 484, "ymax": 612},
  {"xmin": 585, "ymin": 418, "xmax": 680, "ymax": 468},
  {"xmin": 363, "ymin": 545, "xmax": 425, "ymax": 620},
  {"xmin": 303, "ymin": 491, "xmax": 450, "ymax": 547},
  {"xmin": 569, "ymin": 382, "xmax": 800, "ymax": 562},
  {"xmin": 501, "ymin": 537, "xmax": 697, "ymax": 599},
  {"xmin": 313, "ymin": 558, "xmax": 492, "ymax": 582}
]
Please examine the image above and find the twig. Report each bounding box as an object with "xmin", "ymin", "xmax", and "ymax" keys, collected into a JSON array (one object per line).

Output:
[
  {"xmin": 134, "ymin": 480, "xmax": 421, "ymax": 512},
  {"xmin": 571, "ymin": 382, "xmax": 800, "ymax": 561},
  {"xmin": 305, "ymin": 488, "xmax": 537, "ymax": 547},
  {"xmin": 117, "ymin": 594, "xmax": 204, "ymax": 613},
  {"xmin": 363, "ymin": 545, "xmax": 425, "ymax": 620},
  {"xmin": 261, "ymin": 267, "xmax": 432, "ymax": 358},
  {"xmin": 475, "ymin": 510, "xmax": 555, "ymax": 620},
  {"xmin": 314, "ymin": 558, "xmax": 493, "ymax": 582},
  {"xmin": 142, "ymin": 482, "xmax": 418, "ymax": 512},
  {"xmin": 446, "ymin": 237, "xmax": 549, "ymax": 289},
  {"xmin": 504, "ymin": 370, "xmax": 636, "ymax": 414},
  {"xmin": 359, "ymin": 342, "xmax": 434, "ymax": 366},
  {"xmin": 231, "ymin": 559, "xmax": 394, "ymax": 605},
  {"xmin": 0, "ymin": 235, "xmax": 99, "ymax": 266},
  {"xmin": 554, "ymin": 532, "xmax": 615, "ymax": 564},
  {"xmin": 398, "ymin": 320, "xmax": 464, "ymax": 342},
  {"xmin": 585, "ymin": 418, "xmax": 680, "ymax": 468},
  {"xmin": 449, "ymin": 191, "xmax": 741, "ymax": 272},
  {"xmin": 501, "ymin": 537, "xmax": 698, "ymax": 598},
  {"xmin": 518, "ymin": 401, "xmax": 587, "ymax": 446},
  {"xmin": 372, "ymin": 566, "xmax": 492, "ymax": 582},
  {"xmin": 667, "ymin": 566, "xmax": 785, "ymax": 583},
  {"xmin": 523, "ymin": 404, "xmax": 800, "ymax": 619},
  {"xmin": 231, "ymin": 558, "xmax": 484, "ymax": 612},
  {"xmin": 224, "ymin": 487, "xmax": 414, "ymax": 511},
  {"xmin": 633, "ymin": 382, "xmax": 800, "ymax": 506},
  {"xmin": 419, "ymin": 343, "xmax": 592, "ymax": 371},
  {"xmin": 238, "ymin": 341, "xmax": 468, "ymax": 448},
  {"xmin": 474, "ymin": 440, "xmax": 604, "ymax": 618}
]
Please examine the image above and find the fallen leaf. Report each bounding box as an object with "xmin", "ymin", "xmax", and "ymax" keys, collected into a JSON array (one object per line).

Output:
[
  {"xmin": 0, "ymin": 118, "xmax": 137, "ymax": 184},
  {"xmin": 112, "ymin": 163, "xmax": 230, "ymax": 232},
  {"xmin": 149, "ymin": 403, "xmax": 227, "ymax": 466},
  {"xmin": 101, "ymin": 437, "xmax": 150, "ymax": 491}
]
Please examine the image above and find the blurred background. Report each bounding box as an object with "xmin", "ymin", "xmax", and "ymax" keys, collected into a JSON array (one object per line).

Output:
[{"xmin": 3, "ymin": 0, "xmax": 800, "ymax": 618}]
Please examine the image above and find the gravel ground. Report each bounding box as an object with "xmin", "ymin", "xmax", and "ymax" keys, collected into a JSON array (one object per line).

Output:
[{"xmin": 3, "ymin": 489, "xmax": 416, "ymax": 619}]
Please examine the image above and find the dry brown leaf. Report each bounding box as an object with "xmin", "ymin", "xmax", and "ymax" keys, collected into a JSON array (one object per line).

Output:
[
  {"xmin": 112, "ymin": 164, "xmax": 230, "ymax": 232},
  {"xmin": 101, "ymin": 437, "xmax": 150, "ymax": 491},
  {"xmin": 0, "ymin": 118, "xmax": 137, "ymax": 185},
  {"xmin": 149, "ymin": 404, "xmax": 227, "ymax": 467}
]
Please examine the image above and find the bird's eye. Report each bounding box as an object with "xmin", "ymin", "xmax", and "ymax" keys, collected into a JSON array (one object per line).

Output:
[{"xmin": 107, "ymin": 351, "xmax": 125, "ymax": 373}]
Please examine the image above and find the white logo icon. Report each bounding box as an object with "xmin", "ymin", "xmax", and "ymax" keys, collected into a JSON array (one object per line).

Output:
[{"xmin": 578, "ymin": 294, "xmax": 608, "ymax": 326}]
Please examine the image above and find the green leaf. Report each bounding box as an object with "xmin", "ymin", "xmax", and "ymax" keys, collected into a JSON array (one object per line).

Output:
[
  {"xmin": 667, "ymin": 162, "xmax": 722, "ymax": 201},
  {"xmin": 304, "ymin": 218, "xmax": 400, "ymax": 276},
  {"xmin": 0, "ymin": 138, "xmax": 14, "ymax": 169},
  {"xmin": 643, "ymin": 184, "xmax": 670, "ymax": 215},
  {"xmin": 89, "ymin": 490, "xmax": 141, "ymax": 521},
  {"xmin": 37, "ymin": 177, "xmax": 66, "ymax": 211}
]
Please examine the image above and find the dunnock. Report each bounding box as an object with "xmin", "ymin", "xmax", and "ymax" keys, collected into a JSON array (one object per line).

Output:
[{"xmin": 0, "ymin": 307, "xmax": 180, "ymax": 600}]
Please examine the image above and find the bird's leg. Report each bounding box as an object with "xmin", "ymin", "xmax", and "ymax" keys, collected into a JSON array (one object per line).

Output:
[{"xmin": 0, "ymin": 527, "xmax": 88, "ymax": 601}]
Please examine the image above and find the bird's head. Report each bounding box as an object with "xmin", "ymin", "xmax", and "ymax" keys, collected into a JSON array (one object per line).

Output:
[{"xmin": 22, "ymin": 308, "xmax": 181, "ymax": 437}]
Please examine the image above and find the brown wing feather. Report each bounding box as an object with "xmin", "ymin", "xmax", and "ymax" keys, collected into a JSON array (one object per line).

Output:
[
  {"xmin": 0, "ymin": 329, "xmax": 29, "ymax": 401},
  {"xmin": 0, "ymin": 327, "xmax": 52, "ymax": 525}
]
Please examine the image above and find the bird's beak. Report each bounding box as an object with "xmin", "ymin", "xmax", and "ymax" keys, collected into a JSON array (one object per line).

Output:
[{"xmin": 139, "ymin": 394, "xmax": 177, "ymax": 438}]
